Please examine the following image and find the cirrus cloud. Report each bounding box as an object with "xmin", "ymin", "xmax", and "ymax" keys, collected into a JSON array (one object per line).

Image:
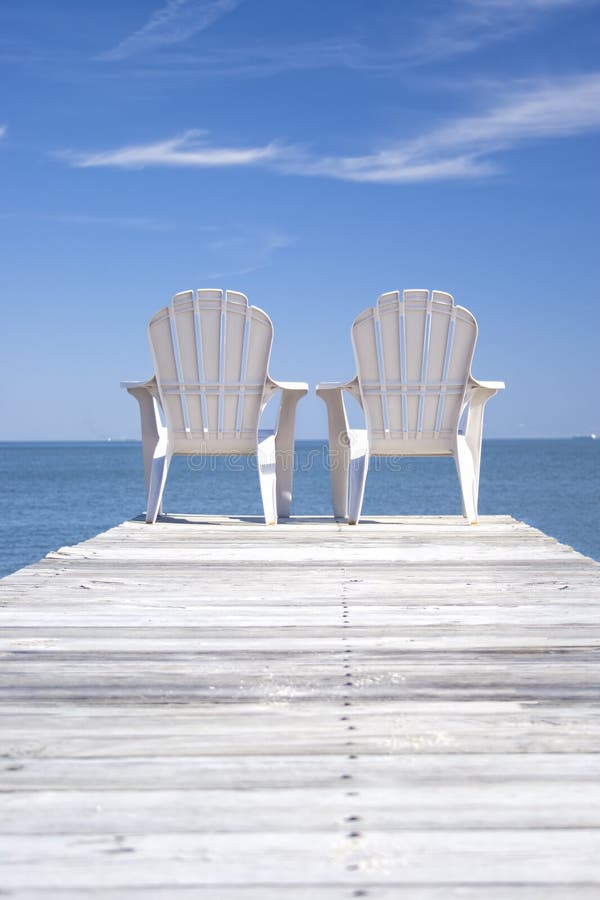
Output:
[
  {"xmin": 101, "ymin": 0, "xmax": 243, "ymax": 61},
  {"xmin": 62, "ymin": 130, "xmax": 285, "ymax": 169},
  {"xmin": 60, "ymin": 73, "xmax": 600, "ymax": 184}
]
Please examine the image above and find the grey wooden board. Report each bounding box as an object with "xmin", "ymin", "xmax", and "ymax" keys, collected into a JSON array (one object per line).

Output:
[
  {"xmin": 1, "ymin": 515, "xmax": 600, "ymax": 898},
  {"xmin": 4, "ymin": 891, "xmax": 600, "ymax": 900}
]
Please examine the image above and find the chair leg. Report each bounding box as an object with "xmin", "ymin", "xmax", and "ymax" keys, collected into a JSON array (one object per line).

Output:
[
  {"xmin": 126, "ymin": 385, "xmax": 166, "ymax": 518},
  {"xmin": 330, "ymin": 446, "xmax": 350, "ymax": 520},
  {"xmin": 455, "ymin": 437, "xmax": 478, "ymax": 524},
  {"xmin": 464, "ymin": 398, "xmax": 486, "ymax": 514},
  {"xmin": 274, "ymin": 442, "xmax": 293, "ymax": 519},
  {"xmin": 257, "ymin": 434, "xmax": 278, "ymax": 525},
  {"xmin": 316, "ymin": 386, "xmax": 351, "ymax": 518},
  {"xmin": 347, "ymin": 431, "xmax": 370, "ymax": 525},
  {"xmin": 146, "ymin": 441, "xmax": 171, "ymax": 524},
  {"xmin": 274, "ymin": 388, "xmax": 305, "ymax": 518}
]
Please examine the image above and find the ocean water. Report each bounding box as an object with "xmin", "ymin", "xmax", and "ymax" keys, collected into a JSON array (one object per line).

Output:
[{"xmin": 0, "ymin": 439, "xmax": 598, "ymax": 578}]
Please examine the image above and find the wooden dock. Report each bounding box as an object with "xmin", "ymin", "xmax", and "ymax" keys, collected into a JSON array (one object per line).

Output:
[{"xmin": 1, "ymin": 514, "xmax": 600, "ymax": 898}]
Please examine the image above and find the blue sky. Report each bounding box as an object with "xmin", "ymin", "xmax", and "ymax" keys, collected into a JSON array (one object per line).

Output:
[{"xmin": 1, "ymin": 0, "xmax": 599, "ymax": 439}]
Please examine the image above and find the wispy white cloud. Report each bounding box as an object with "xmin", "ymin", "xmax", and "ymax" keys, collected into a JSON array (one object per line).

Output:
[
  {"xmin": 0, "ymin": 211, "xmax": 173, "ymax": 230},
  {"xmin": 423, "ymin": 73, "xmax": 600, "ymax": 147},
  {"xmin": 465, "ymin": 0, "xmax": 584, "ymax": 8},
  {"xmin": 53, "ymin": 213, "xmax": 173, "ymax": 230},
  {"xmin": 102, "ymin": 0, "xmax": 242, "ymax": 61},
  {"xmin": 203, "ymin": 226, "xmax": 294, "ymax": 277},
  {"xmin": 2, "ymin": 0, "xmax": 592, "ymax": 81},
  {"xmin": 147, "ymin": 37, "xmax": 378, "ymax": 78},
  {"xmin": 279, "ymin": 151, "xmax": 495, "ymax": 184},
  {"xmin": 402, "ymin": 0, "xmax": 594, "ymax": 65},
  {"xmin": 299, "ymin": 72, "xmax": 600, "ymax": 183},
  {"xmin": 62, "ymin": 130, "xmax": 285, "ymax": 169},
  {"xmin": 96, "ymin": 0, "xmax": 595, "ymax": 77},
  {"xmin": 60, "ymin": 73, "xmax": 600, "ymax": 184},
  {"xmin": 0, "ymin": 124, "xmax": 6, "ymax": 139}
]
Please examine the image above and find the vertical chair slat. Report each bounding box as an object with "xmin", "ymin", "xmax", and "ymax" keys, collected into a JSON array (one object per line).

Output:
[
  {"xmin": 378, "ymin": 291, "xmax": 402, "ymax": 437},
  {"xmin": 443, "ymin": 306, "xmax": 477, "ymax": 434},
  {"xmin": 416, "ymin": 292, "xmax": 433, "ymax": 438},
  {"xmin": 402, "ymin": 290, "xmax": 427, "ymax": 436},
  {"xmin": 373, "ymin": 309, "xmax": 389, "ymax": 435},
  {"xmin": 222, "ymin": 292, "xmax": 248, "ymax": 437},
  {"xmin": 148, "ymin": 306, "xmax": 186, "ymax": 436},
  {"xmin": 197, "ymin": 289, "xmax": 223, "ymax": 438},
  {"xmin": 400, "ymin": 301, "xmax": 408, "ymax": 437},
  {"xmin": 441, "ymin": 306, "xmax": 462, "ymax": 438},
  {"xmin": 172, "ymin": 291, "xmax": 203, "ymax": 436},
  {"xmin": 352, "ymin": 308, "xmax": 385, "ymax": 437},
  {"xmin": 433, "ymin": 295, "xmax": 456, "ymax": 437},
  {"xmin": 448, "ymin": 308, "xmax": 477, "ymax": 383},
  {"xmin": 378, "ymin": 293, "xmax": 402, "ymax": 436},
  {"xmin": 240, "ymin": 307, "xmax": 273, "ymax": 437},
  {"xmin": 237, "ymin": 310, "xmax": 250, "ymax": 437},
  {"xmin": 423, "ymin": 292, "xmax": 452, "ymax": 436}
]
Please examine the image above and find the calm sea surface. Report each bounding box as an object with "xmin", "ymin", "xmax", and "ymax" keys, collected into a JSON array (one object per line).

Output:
[{"xmin": 1, "ymin": 439, "xmax": 599, "ymax": 578}]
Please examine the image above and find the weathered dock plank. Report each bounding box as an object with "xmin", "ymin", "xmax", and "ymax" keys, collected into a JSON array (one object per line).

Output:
[{"xmin": 1, "ymin": 514, "xmax": 600, "ymax": 898}]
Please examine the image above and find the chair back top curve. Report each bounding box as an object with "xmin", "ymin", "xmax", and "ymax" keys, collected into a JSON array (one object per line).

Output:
[
  {"xmin": 148, "ymin": 289, "xmax": 273, "ymax": 451},
  {"xmin": 351, "ymin": 289, "xmax": 478, "ymax": 453}
]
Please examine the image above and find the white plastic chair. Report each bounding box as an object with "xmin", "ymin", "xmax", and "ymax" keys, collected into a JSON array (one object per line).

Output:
[
  {"xmin": 122, "ymin": 289, "xmax": 308, "ymax": 525},
  {"xmin": 317, "ymin": 289, "xmax": 504, "ymax": 524}
]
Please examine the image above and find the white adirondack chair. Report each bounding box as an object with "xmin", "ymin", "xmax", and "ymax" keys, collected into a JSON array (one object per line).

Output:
[
  {"xmin": 122, "ymin": 289, "xmax": 308, "ymax": 525},
  {"xmin": 317, "ymin": 289, "xmax": 504, "ymax": 525}
]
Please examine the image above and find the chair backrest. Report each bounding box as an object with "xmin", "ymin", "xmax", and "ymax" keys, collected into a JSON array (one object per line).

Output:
[
  {"xmin": 352, "ymin": 290, "xmax": 478, "ymax": 453},
  {"xmin": 148, "ymin": 289, "xmax": 273, "ymax": 450}
]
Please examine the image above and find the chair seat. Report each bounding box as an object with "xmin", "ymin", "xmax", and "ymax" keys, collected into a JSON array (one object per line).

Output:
[
  {"xmin": 366, "ymin": 438, "xmax": 456, "ymax": 456},
  {"xmin": 169, "ymin": 436, "xmax": 261, "ymax": 455}
]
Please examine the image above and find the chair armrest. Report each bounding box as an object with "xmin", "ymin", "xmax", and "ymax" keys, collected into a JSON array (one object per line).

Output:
[
  {"xmin": 121, "ymin": 377, "xmax": 158, "ymax": 394},
  {"xmin": 316, "ymin": 377, "xmax": 361, "ymax": 403},
  {"xmin": 463, "ymin": 379, "xmax": 504, "ymax": 430},
  {"xmin": 316, "ymin": 377, "xmax": 358, "ymax": 392},
  {"xmin": 468, "ymin": 376, "xmax": 505, "ymax": 393},
  {"xmin": 464, "ymin": 377, "xmax": 505, "ymax": 409},
  {"xmin": 266, "ymin": 378, "xmax": 308, "ymax": 444},
  {"xmin": 266, "ymin": 377, "xmax": 309, "ymax": 394}
]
